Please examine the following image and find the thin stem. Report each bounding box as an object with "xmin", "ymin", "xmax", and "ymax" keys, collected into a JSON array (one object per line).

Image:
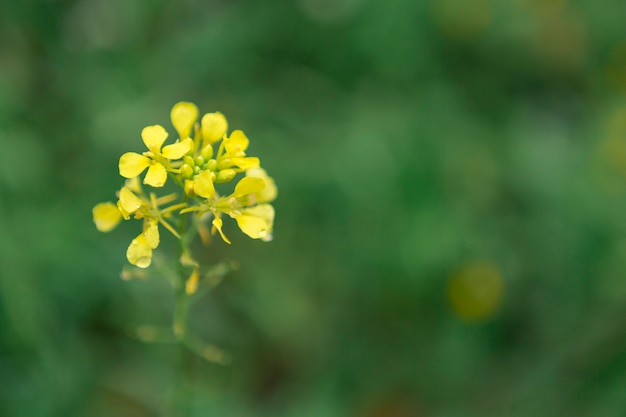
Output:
[{"xmin": 172, "ymin": 195, "xmax": 193, "ymax": 417}]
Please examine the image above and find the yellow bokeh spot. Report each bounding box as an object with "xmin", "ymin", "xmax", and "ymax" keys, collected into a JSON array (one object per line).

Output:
[
  {"xmin": 447, "ymin": 262, "xmax": 503, "ymax": 321},
  {"xmin": 185, "ymin": 268, "xmax": 200, "ymax": 295},
  {"xmin": 432, "ymin": 0, "xmax": 491, "ymax": 42}
]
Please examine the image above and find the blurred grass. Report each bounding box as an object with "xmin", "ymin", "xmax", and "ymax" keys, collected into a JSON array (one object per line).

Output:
[{"xmin": 2, "ymin": 0, "xmax": 626, "ymax": 416}]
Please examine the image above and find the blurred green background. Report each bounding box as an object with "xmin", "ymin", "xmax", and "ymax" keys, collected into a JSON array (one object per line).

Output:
[{"xmin": 3, "ymin": 0, "xmax": 626, "ymax": 416}]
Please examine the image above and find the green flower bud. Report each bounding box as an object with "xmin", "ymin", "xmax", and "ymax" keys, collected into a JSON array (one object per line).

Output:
[
  {"xmin": 215, "ymin": 169, "xmax": 237, "ymax": 183},
  {"xmin": 195, "ymin": 155, "xmax": 205, "ymax": 166},
  {"xmin": 207, "ymin": 159, "xmax": 217, "ymax": 171}
]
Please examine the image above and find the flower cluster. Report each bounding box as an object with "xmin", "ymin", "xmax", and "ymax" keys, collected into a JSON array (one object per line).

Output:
[{"xmin": 93, "ymin": 102, "xmax": 277, "ymax": 268}]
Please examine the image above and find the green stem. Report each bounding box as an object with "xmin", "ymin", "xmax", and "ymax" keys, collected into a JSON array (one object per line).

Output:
[{"xmin": 172, "ymin": 196, "xmax": 193, "ymax": 417}]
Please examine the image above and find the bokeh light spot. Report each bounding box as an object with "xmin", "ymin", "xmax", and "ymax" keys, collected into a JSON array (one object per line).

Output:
[{"xmin": 447, "ymin": 261, "xmax": 504, "ymax": 321}]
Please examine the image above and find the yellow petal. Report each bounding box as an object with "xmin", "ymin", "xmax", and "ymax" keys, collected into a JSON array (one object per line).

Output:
[
  {"xmin": 126, "ymin": 234, "xmax": 153, "ymax": 268},
  {"xmin": 144, "ymin": 162, "xmax": 167, "ymax": 187},
  {"xmin": 194, "ymin": 170, "xmax": 215, "ymax": 199},
  {"xmin": 242, "ymin": 204, "xmax": 274, "ymax": 241},
  {"xmin": 141, "ymin": 125, "xmax": 168, "ymax": 152},
  {"xmin": 144, "ymin": 222, "xmax": 160, "ymax": 249},
  {"xmin": 171, "ymin": 102, "xmax": 198, "ymax": 140},
  {"xmin": 117, "ymin": 201, "xmax": 131, "ymax": 220},
  {"xmin": 244, "ymin": 204, "xmax": 275, "ymax": 224},
  {"xmin": 233, "ymin": 177, "xmax": 265, "ymax": 197},
  {"xmin": 212, "ymin": 216, "xmax": 231, "ymax": 244},
  {"xmin": 119, "ymin": 152, "xmax": 150, "ymax": 178},
  {"xmin": 162, "ymin": 138, "xmax": 192, "ymax": 160},
  {"xmin": 125, "ymin": 177, "xmax": 142, "ymax": 193},
  {"xmin": 246, "ymin": 167, "xmax": 278, "ymax": 203},
  {"xmin": 235, "ymin": 212, "xmax": 272, "ymax": 241},
  {"xmin": 118, "ymin": 187, "xmax": 143, "ymax": 214},
  {"xmin": 93, "ymin": 202, "xmax": 122, "ymax": 232},
  {"xmin": 224, "ymin": 130, "xmax": 249, "ymax": 156},
  {"xmin": 201, "ymin": 112, "xmax": 228, "ymax": 144},
  {"xmin": 231, "ymin": 157, "xmax": 260, "ymax": 170}
]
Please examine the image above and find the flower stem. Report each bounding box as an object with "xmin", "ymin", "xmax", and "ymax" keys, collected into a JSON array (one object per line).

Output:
[{"xmin": 172, "ymin": 197, "xmax": 193, "ymax": 417}]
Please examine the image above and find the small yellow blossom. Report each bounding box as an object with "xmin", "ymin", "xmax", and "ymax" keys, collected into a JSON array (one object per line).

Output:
[
  {"xmin": 217, "ymin": 130, "xmax": 260, "ymax": 171},
  {"xmin": 119, "ymin": 125, "xmax": 192, "ymax": 187},
  {"xmin": 207, "ymin": 172, "xmax": 277, "ymax": 244}
]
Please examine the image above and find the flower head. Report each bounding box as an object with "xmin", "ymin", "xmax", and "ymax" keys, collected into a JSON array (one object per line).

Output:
[
  {"xmin": 119, "ymin": 125, "xmax": 192, "ymax": 187},
  {"xmin": 93, "ymin": 180, "xmax": 181, "ymax": 268},
  {"xmin": 95, "ymin": 101, "xmax": 278, "ymax": 269}
]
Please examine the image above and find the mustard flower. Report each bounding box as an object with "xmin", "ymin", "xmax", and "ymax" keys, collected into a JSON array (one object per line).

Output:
[
  {"xmin": 119, "ymin": 125, "xmax": 192, "ymax": 187},
  {"xmin": 94, "ymin": 101, "xmax": 278, "ymax": 270},
  {"xmin": 209, "ymin": 169, "xmax": 277, "ymax": 243},
  {"xmin": 93, "ymin": 180, "xmax": 182, "ymax": 268},
  {"xmin": 216, "ymin": 130, "xmax": 260, "ymax": 171}
]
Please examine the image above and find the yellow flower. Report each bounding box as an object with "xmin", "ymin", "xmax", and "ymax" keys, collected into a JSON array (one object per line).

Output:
[
  {"xmin": 93, "ymin": 202, "xmax": 122, "ymax": 232},
  {"xmin": 119, "ymin": 125, "xmax": 192, "ymax": 187},
  {"xmin": 209, "ymin": 174, "xmax": 277, "ymax": 244},
  {"xmin": 217, "ymin": 130, "xmax": 260, "ymax": 171},
  {"xmin": 95, "ymin": 181, "xmax": 182, "ymax": 268}
]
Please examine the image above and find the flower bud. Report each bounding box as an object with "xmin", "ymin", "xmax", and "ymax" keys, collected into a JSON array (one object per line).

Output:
[
  {"xmin": 201, "ymin": 144, "xmax": 213, "ymax": 160},
  {"xmin": 195, "ymin": 155, "xmax": 205, "ymax": 166},
  {"xmin": 183, "ymin": 155, "xmax": 195, "ymax": 167},
  {"xmin": 215, "ymin": 169, "xmax": 237, "ymax": 183},
  {"xmin": 184, "ymin": 180, "xmax": 196, "ymax": 197},
  {"xmin": 207, "ymin": 159, "xmax": 217, "ymax": 171},
  {"xmin": 180, "ymin": 164, "xmax": 193, "ymax": 179}
]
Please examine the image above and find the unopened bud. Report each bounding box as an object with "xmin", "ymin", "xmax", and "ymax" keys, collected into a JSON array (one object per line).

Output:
[
  {"xmin": 184, "ymin": 180, "xmax": 196, "ymax": 197},
  {"xmin": 183, "ymin": 155, "xmax": 195, "ymax": 167},
  {"xmin": 195, "ymin": 155, "xmax": 205, "ymax": 166},
  {"xmin": 215, "ymin": 169, "xmax": 236, "ymax": 183},
  {"xmin": 180, "ymin": 164, "xmax": 193, "ymax": 179},
  {"xmin": 207, "ymin": 159, "xmax": 217, "ymax": 171},
  {"xmin": 201, "ymin": 144, "xmax": 213, "ymax": 160}
]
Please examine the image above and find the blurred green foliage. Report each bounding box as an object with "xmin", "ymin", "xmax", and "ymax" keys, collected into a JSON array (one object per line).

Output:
[{"xmin": 2, "ymin": 0, "xmax": 626, "ymax": 415}]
